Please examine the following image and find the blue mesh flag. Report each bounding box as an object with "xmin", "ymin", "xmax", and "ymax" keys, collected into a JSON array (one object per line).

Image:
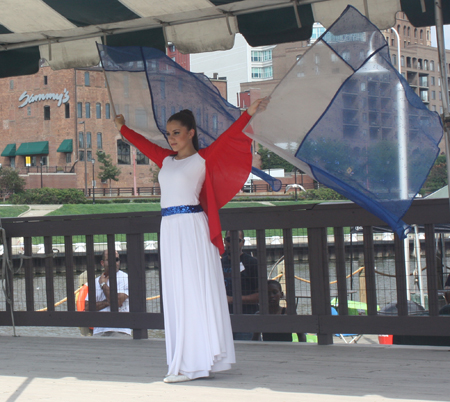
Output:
[
  {"xmin": 244, "ymin": 6, "xmax": 443, "ymax": 238},
  {"xmin": 98, "ymin": 44, "xmax": 281, "ymax": 191}
]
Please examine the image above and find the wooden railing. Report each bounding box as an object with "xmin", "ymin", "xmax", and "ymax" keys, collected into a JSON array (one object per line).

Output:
[{"xmin": 1, "ymin": 198, "xmax": 450, "ymax": 343}]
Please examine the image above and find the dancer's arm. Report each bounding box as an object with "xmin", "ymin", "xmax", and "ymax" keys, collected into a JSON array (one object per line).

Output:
[{"xmin": 115, "ymin": 114, "xmax": 174, "ymax": 168}]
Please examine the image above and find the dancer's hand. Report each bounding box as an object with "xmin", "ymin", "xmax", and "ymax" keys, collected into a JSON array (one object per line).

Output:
[
  {"xmin": 247, "ymin": 97, "xmax": 270, "ymax": 116},
  {"xmin": 114, "ymin": 114, "xmax": 125, "ymax": 131}
]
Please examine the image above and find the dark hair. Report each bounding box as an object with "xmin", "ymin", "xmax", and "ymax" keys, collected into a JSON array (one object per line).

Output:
[
  {"xmin": 225, "ymin": 230, "xmax": 245, "ymax": 238},
  {"xmin": 167, "ymin": 109, "xmax": 199, "ymax": 151},
  {"xmin": 267, "ymin": 280, "xmax": 282, "ymax": 292}
]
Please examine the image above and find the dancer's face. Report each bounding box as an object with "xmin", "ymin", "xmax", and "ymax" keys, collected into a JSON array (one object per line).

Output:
[{"xmin": 166, "ymin": 120, "xmax": 194, "ymax": 153}]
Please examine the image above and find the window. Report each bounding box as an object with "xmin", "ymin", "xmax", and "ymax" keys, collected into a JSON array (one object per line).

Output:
[
  {"xmin": 160, "ymin": 78, "xmax": 165, "ymax": 100},
  {"xmin": 31, "ymin": 156, "xmax": 36, "ymax": 167},
  {"xmin": 77, "ymin": 102, "xmax": 82, "ymax": 118},
  {"xmin": 420, "ymin": 90, "xmax": 428, "ymax": 102},
  {"xmin": 79, "ymin": 150, "xmax": 85, "ymax": 161},
  {"xmin": 85, "ymin": 102, "xmax": 91, "ymax": 118},
  {"xmin": 403, "ymin": 26, "xmax": 406, "ymax": 36},
  {"xmin": 424, "ymin": 60, "xmax": 428, "ymax": 70},
  {"xmin": 86, "ymin": 132, "xmax": 92, "ymax": 149},
  {"xmin": 431, "ymin": 76, "xmax": 435, "ymax": 85},
  {"xmin": 117, "ymin": 140, "xmax": 131, "ymax": 164},
  {"xmin": 392, "ymin": 54, "xmax": 397, "ymax": 66},
  {"xmin": 212, "ymin": 114, "xmax": 218, "ymax": 134},
  {"xmin": 96, "ymin": 103, "xmax": 101, "ymax": 119},
  {"xmin": 391, "ymin": 38, "xmax": 394, "ymax": 46},
  {"xmin": 439, "ymin": 91, "xmax": 442, "ymax": 100},
  {"xmin": 438, "ymin": 77, "xmax": 441, "ymax": 86},
  {"xmin": 432, "ymin": 105, "xmax": 437, "ymax": 112},
  {"xmin": 65, "ymin": 103, "xmax": 70, "ymax": 118},
  {"xmin": 97, "ymin": 133, "xmax": 103, "ymax": 149},
  {"xmin": 87, "ymin": 150, "xmax": 92, "ymax": 161},
  {"xmin": 401, "ymin": 56, "xmax": 405, "ymax": 67},
  {"xmin": 432, "ymin": 91, "xmax": 436, "ymax": 100},
  {"xmin": 135, "ymin": 109, "xmax": 148, "ymax": 129},
  {"xmin": 84, "ymin": 72, "xmax": 90, "ymax": 86},
  {"xmin": 420, "ymin": 30, "xmax": 423, "ymax": 40},
  {"xmin": 78, "ymin": 132, "xmax": 84, "ymax": 148},
  {"xmin": 251, "ymin": 66, "xmax": 273, "ymax": 79},
  {"xmin": 251, "ymin": 49, "xmax": 273, "ymax": 62},
  {"xmin": 44, "ymin": 76, "xmax": 48, "ymax": 85},
  {"xmin": 105, "ymin": 103, "xmax": 110, "ymax": 119},
  {"xmin": 168, "ymin": 44, "xmax": 175, "ymax": 52},
  {"xmin": 41, "ymin": 156, "xmax": 47, "ymax": 166},
  {"xmin": 66, "ymin": 153, "xmax": 71, "ymax": 163},
  {"xmin": 136, "ymin": 149, "xmax": 149, "ymax": 165},
  {"xmin": 124, "ymin": 74, "xmax": 129, "ymax": 98},
  {"xmin": 44, "ymin": 106, "xmax": 50, "ymax": 120},
  {"xmin": 414, "ymin": 28, "xmax": 417, "ymax": 38},
  {"xmin": 10, "ymin": 157, "xmax": 15, "ymax": 168},
  {"xmin": 9, "ymin": 80, "xmax": 13, "ymax": 89},
  {"xmin": 407, "ymin": 27, "xmax": 410, "ymax": 36},
  {"xmin": 430, "ymin": 60, "xmax": 435, "ymax": 71}
]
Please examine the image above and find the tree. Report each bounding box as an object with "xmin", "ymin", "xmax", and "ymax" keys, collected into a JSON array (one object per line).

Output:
[
  {"xmin": 421, "ymin": 154, "xmax": 447, "ymax": 194},
  {"xmin": 96, "ymin": 150, "xmax": 121, "ymax": 195},
  {"xmin": 258, "ymin": 145, "xmax": 295, "ymax": 173},
  {"xmin": 0, "ymin": 167, "xmax": 26, "ymax": 200}
]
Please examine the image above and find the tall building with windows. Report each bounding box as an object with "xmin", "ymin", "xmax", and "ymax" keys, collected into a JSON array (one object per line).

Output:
[
  {"xmin": 190, "ymin": 34, "xmax": 275, "ymax": 105},
  {"xmin": 384, "ymin": 13, "xmax": 448, "ymax": 116},
  {"xmin": 0, "ymin": 62, "xmax": 159, "ymax": 191},
  {"xmin": 240, "ymin": 16, "xmax": 450, "ymax": 142}
]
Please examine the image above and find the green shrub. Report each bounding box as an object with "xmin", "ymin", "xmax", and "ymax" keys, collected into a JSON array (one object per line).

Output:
[
  {"xmin": 10, "ymin": 188, "xmax": 87, "ymax": 204},
  {"xmin": 92, "ymin": 199, "xmax": 111, "ymax": 204},
  {"xmin": 300, "ymin": 187, "xmax": 347, "ymax": 200},
  {"xmin": 133, "ymin": 198, "xmax": 160, "ymax": 203},
  {"xmin": 112, "ymin": 199, "xmax": 131, "ymax": 203}
]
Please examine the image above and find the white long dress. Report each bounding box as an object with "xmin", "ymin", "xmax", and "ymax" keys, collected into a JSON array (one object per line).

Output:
[{"xmin": 159, "ymin": 153, "xmax": 235, "ymax": 379}]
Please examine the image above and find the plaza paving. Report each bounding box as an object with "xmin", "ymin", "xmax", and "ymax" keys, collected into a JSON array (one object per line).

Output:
[{"xmin": 0, "ymin": 334, "xmax": 447, "ymax": 402}]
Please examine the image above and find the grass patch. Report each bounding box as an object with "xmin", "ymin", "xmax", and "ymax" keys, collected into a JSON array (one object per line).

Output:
[
  {"xmin": 47, "ymin": 203, "xmax": 162, "ymax": 216},
  {"xmin": 0, "ymin": 206, "xmax": 29, "ymax": 217}
]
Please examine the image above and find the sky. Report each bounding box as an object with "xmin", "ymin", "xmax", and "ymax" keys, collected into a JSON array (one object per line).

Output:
[{"xmin": 430, "ymin": 25, "xmax": 450, "ymax": 48}]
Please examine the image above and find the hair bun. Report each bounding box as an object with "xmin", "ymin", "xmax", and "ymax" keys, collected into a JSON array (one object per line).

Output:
[{"xmin": 180, "ymin": 109, "xmax": 193, "ymax": 116}]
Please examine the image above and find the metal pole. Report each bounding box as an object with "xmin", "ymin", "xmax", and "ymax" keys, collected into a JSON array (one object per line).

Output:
[
  {"xmin": 434, "ymin": 0, "xmax": 450, "ymax": 208},
  {"xmin": 92, "ymin": 159, "xmax": 95, "ymax": 205},
  {"xmin": 40, "ymin": 160, "xmax": 43, "ymax": 188}
]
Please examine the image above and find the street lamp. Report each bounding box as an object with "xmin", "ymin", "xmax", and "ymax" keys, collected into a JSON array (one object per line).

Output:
[
  {"xmin": 40, "ymin": 159, "xmax": 43, "ymax": 188},
  {"xmin": 92, "ymin": 158, "xmax": 95, "ymax": 204},
  {"xmin": 78, "ymin": 121, "xmax": 87, "ymax": 195}
]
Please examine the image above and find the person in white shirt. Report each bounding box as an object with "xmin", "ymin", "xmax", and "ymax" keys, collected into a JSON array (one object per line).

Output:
[{"xmin": 85, "ymin": 250, "xmax": 131, "ymax": 337}]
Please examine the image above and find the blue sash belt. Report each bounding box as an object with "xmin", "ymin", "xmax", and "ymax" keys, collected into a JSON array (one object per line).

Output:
[{"xmin": 161, "ymin": 204, "xmax": 203, "ymax": 217}]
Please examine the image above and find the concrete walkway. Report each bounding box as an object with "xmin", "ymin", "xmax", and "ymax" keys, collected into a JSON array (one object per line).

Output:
[
  {"xmin": 17, "ymin": 204, "xmax": 62, "ymax": 217},
  {"xmin": 0, "ymin": 335, "xmax": 447, "ymax": 402}
]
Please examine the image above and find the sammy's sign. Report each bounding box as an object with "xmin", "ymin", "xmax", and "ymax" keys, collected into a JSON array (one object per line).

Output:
[{"xmin": 18, "ymin": 89, "xmax": 69, "ymax": 108}]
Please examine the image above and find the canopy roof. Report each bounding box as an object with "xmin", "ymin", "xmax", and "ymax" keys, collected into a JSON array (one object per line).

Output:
[
  {"xmin": 1, "ymin": 143, "xmax": 16, "ymax": 157},
  {"xmin": 56, "ymin": 139, "xmax": 73, "ymax": 153},
  {"xmin": 0, "ymin": 0, "xmax": 449, "ymax": 78},
  {"xmin": 16, "ymin": 141, "xmax": 49, "ymax": 156}
]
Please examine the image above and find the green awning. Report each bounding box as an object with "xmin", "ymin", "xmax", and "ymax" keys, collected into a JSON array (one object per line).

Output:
[
  {"xmin": 57, "ymin": 139, "xmax": 73, "ymax": 153},
  {"xmin": 16, "ymin": 141, "xmax": 49, "ymax": 156},
  {"xmin": 1, "ymin": 143, "xmax": 16, "ymax": 157}
]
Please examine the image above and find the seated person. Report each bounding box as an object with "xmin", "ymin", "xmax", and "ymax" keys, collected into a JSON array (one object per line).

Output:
[
  {"xmin": 439, "ymin": 286, "xmax": 450, "ymax": 315},
  {"xmin": 221, "ymin": 230, "xmax": 259, "ymax": 340},
  {"xmin": 252, "ymin": 280, "xmax": 306, "ymax": 342},
  {"xmin": 85, "ymin": 250, "xmax": 131, "ymax": 337}
]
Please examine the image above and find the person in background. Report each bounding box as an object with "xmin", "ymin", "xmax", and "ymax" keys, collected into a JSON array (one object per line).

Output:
[
  {"xmin": 85, "ymin": 250, "xmax": 131, "ymax": 337},
  {"xmin": 221, "ymin": 230, "xmax": 259, "ymax": 340},
  {"xmin": 252, "ymin": 280, "xmax": 306, "ymax": 342}
]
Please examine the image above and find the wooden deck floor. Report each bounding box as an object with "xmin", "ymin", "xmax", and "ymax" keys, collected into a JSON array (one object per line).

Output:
[{"xmin": 0, "ymin": 334, "xmax": 447, "ymax": 402}]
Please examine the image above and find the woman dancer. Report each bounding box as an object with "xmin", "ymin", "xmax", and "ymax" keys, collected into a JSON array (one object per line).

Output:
[{"xmin": 114, "ymin": 99, "xmax": 264, "ymax": 383}]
